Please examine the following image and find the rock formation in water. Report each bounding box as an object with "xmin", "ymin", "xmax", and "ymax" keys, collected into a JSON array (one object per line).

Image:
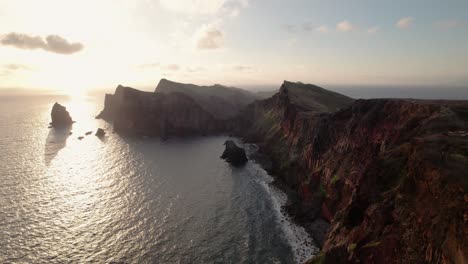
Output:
[
  {"xmin": 50, "ymin": 102, "xmax": 73, "ymax": 128},
  {"xmin": 220, "ymin": 140, "xmax": 248, "ymax": 166},
  {"xmin": 231, "ymin": 81, "xmax": 467, "ymax": 264},
  {"xmin": 95, "ymin": 128, "xmax": 105, "ymax": 137}
]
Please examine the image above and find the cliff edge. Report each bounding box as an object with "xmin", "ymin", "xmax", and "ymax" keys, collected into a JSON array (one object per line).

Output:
[{"xmin": 232, "ymin": 82, "xmax": 467, "ymax": 263}]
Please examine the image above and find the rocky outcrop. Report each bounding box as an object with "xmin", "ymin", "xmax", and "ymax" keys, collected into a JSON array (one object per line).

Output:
[
  {"xmin": 95, "ymin": 128, "xmax": 105, "ymax": 137},
  {"xmin": 232, "ymin": 82, "xmax": 468, "ymax": 263},
  {"xmin": 221, "ymin": 140, "xmax": 248, "ymax": 166},
  {"xmin": 97, "ymin": 84, "xmax": 224, "ymax": 137},
  {"xmin": 50, "ymin": 102, "xmax": 73, "ymax": 127}
]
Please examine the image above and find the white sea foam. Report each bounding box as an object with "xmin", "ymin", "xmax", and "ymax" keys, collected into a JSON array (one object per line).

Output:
[{"xmin": 250, "ymin": 163, "xmax": 319, "ymax": 263}]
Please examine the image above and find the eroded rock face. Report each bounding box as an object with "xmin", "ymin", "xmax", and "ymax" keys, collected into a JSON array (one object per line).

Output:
[
  {"xmin": 220, "ymin": 140, "xmax": 248, "ymax": 166},
  {"xmin": 51, "ymin": 102, "xmax": 73, "ymax": 128},
  {"xmin": 232, "ymin": 82, "xmax": 468, "ymax": 264}
]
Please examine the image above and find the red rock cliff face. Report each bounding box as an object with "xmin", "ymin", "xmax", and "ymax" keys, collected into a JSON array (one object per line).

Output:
[{"xmin": 236, "ymin": 84, "xmax": 468, "ymax": 263}]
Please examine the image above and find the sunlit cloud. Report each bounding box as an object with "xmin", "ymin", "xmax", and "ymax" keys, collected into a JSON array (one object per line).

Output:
[
  {"xmin": 396, "ymin": 17, "xmax": 414, "ymax": 29},
  {"xmin": 1, "ymin": 32, "xmax": 83, "ymax": 54},
  {"xmin": 194, "ymin": 24, "xmax": 224, "ymax": 50},
  {"xmin": 0, "ymin": 63, "xmax": 34, "ymax": 78},
  {"xmin": 367, "ymin": 26, "xmax": 380, "ymax": 34},
  {"xmin": 336, "ymin": 21, "xmax": 355, "ymax": 32},
  {"xmin": 4, "ymin": 64, "xmax": 32, "ymax": 71}
]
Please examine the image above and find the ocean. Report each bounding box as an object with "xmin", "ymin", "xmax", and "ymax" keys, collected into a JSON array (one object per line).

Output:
[{"xmin": 0, "ymin": 95, "xmax": 317, "ymax": 263}]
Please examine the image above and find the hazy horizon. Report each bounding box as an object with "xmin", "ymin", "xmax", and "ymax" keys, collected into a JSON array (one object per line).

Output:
[
  {"xmin": 1, "ymin": 0, "xmax": 467, "ymax": 96},
  {"xmin": 2, "ymin": 81, "xmax": 468, "ymax": 100}
]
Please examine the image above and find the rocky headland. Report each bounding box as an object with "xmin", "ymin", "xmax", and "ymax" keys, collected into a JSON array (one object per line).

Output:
[
  {"xmin": 220, "ymin": 140, "xmax": 248, "ymax": 166},
  {"xmin": 97, "ymin": 79, "xmax": 467, "ymax": 263}
]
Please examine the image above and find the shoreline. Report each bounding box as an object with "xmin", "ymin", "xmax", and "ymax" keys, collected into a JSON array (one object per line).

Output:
[{"xmin": 244, "ymin": 142, "xmax": 322, "ymax": 263}]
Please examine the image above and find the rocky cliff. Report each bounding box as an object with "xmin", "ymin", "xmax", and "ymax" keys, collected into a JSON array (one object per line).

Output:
[
  {"xmin": 232, "ymin": 82, "xmax": 467, "ymax": 263},
  {"xmin": 155, "ymin": 78, "xmax": 261, "ymax": 119},
  {"xmin": 97, "ymin": 85, "xmax": 223, "ymax": 137},
  {"xmin": 97, "ymin": 79, "xmax": 467, "ymax": 263}
]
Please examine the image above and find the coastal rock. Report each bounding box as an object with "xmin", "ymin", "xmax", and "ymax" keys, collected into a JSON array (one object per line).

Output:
[
  {"xmin": 232, "ymin": 82, "xmax": 468, "ymax": 264},
  {"xmin": 95, "ymin": 128, "xmax": 105, "ymax": 137},
  {"xmin": 220, "ymin": 140, "xmax": 248, "ymax": 166},
  {"xmin": 96, "ymin": 84, "xmax": 224, "ymax": 137},
  {"xmin": 50, "ymin": 102, "xmax": 73, "ymax": 128}
]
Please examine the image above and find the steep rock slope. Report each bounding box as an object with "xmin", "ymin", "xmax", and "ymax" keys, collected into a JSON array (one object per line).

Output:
[
  {"xmin": 97, "ymin": 85, "xmax": 222, "ymax": 137},
  {"xmin": 233, "ymin": 82, "xmax": 467, "ymax": 263},
  {"xmin": 155, "ymin": 78, "xmax": 260, "ymax": 119}
]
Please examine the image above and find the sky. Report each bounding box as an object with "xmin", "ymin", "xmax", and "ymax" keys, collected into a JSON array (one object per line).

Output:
[{"xmin": 0, "ymin": 0, "xmax": 467, "ymax": 95}]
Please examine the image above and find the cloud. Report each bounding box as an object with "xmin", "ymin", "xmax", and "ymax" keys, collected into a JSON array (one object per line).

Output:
[
  {"xmin": 194, "ymin": 24, "xmax": 224, "ymax": 50},
  {"xmin": 367, "ymin": 26, "xmax": 380, "ymax": 34},
  {"xmin": 337, "ymin": 21, "xmax": 354, "ymax": 32},
  {"xmin": 434, "ymin": 19, "xmax": 460, "ymax": 30},
  {"xmin": 396, "ymin": 17, "xmax": 414, "ymax": 29},
  {"xmin": 44, "ymin": 35, "xmax": 84, "ymax": 54},
  {"xmin": 1, "ymin": 32, "xmax": 83, "ymax": 54},
  {"xmin": 4, "ymin": 64, "xmax": 32, "ymax": 71},
  {"xmin": 316, "ymin": 25, "xmax": 330, "ymax": 34},
  {"xmin": 1, "ymin": 63, "xmax": 33, "ymax": 77}
]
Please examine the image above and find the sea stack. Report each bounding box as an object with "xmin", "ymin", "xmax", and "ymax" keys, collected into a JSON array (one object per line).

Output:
[
  {"xmin": 50, "ymin": 103, "xmax": 73, "ymax": 128},
  {"xmin": 95, "ymin": 128, "xmax": 105, "ymax": 137},
  {"xmin": 221, "ymin": 140, "xmax": 248, "ymax": 166}
]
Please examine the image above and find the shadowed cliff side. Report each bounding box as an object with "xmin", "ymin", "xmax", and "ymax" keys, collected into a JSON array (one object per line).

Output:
[
  {"xmin": 231, "ymin": 81, "xmax": 468, "ymax": 263},
  {"xmin": 155, "ymin": 78, "xmax": 261, "ymax": 119},
  {"xmin": 96, "ymin": 85, "xmax": 223, "ymax": 137}
]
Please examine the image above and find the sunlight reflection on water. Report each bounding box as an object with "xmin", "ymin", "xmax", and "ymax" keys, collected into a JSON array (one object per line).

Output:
[{"xmin": 0, "ymin": 95, "xmax": 314, "ymax": 263}]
